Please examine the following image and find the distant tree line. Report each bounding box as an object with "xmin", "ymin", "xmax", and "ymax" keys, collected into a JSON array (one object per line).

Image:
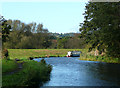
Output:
[
  {"xmin": 79, "ymin": 2, "xmax": 120, "ymax": 58},
  {"xmin": 57, "ymin": 34, "xmax": 86, "ymax": 49},
  {"xmin": 1, "ymin": 17, "xmax": 85, "ymax": 49},
  {"xmin": 2, "ymin": 19, "xmax": 51, "ymax": 49}
]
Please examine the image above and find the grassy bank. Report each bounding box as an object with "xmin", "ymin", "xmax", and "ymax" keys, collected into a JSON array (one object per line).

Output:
[
  {"xmin": 2, "ymin": 59, "xmax": 18, "ymax": 74},
  {"xmin": 80, "ymin": 49, "xmax": 120, "ymax": 63},
  {"xmin": 2, "ymin": 59, "xmax": 52, "ymax": 87},
  {"xmin": 8, "ymin": 49, "xmax": 82, "ymax": 59},
  {"xmin": 7, "ymin": 49, "xmax": 120, "ymax": 63}
]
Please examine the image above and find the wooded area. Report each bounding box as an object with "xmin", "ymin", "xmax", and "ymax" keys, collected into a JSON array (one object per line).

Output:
[
  {"xmin": 79, "ymin": 2, "xmax": 120, "ymax": 58},
  {"xmin": 1, "ymin": 17, "xmax": 85, "ymax": 49}
]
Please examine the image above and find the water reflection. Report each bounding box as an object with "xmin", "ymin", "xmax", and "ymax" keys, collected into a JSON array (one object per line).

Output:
[{"xmin": 34, "ymin": 57, "xmax": 120, "ymax": 86}]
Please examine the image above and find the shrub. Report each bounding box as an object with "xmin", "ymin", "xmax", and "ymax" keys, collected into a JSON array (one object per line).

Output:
[
  {"xmin": 2, "ymin": 49, "xmax": 9, "ymax": 59},
  {"xmin": 41, "ymin": 58, "xmax": 46, "ymax": 64}
]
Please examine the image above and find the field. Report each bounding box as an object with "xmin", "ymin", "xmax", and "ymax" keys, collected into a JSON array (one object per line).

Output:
[
  {"xmin": 8, "ymin": 49, "xmax": 84, "ymax": 59},
  {"xmin": 8, "ymin": 49, "xmax": 120, "ymax": 63}
]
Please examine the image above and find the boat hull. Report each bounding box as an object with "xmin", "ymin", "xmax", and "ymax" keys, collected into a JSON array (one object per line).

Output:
[{"xmin": 67, "ymin": 51, "xmax": 81, "ymax": 57}]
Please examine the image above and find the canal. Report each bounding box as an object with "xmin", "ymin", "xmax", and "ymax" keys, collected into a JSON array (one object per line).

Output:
[{"xmin": 34, "ymin": 57, "xmax": 120, "ymax": 86}]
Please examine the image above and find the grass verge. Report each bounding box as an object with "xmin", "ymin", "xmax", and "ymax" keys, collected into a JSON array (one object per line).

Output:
[
  {"xmin": 80, "ymin": 49, "xmax": 120, "ymax": 63},
  {"xmin": 2, "ymin": 59, "xmax": 18, "ymax": 74},
  {"xmin": 2, "ymin": 59, "xmax": 52, "ymax": 87}
]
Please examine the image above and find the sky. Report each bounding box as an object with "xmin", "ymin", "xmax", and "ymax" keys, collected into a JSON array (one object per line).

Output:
[{"xmin": 1, "ymin": 1, "xmax": 88, "ymax": 33}]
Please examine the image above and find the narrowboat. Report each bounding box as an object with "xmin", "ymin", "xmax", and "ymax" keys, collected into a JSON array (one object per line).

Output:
[{"xmin": 67, "ymin": 51, "xmax": 82, "ymax": 57}]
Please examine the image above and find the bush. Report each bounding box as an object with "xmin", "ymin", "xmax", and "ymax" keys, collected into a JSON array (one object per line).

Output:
[
  {"xmin": 41, "ymin": 58, "xmax": 46, "ymax": 64},
  {"xmin": 2, "ymin": 49, "xmax": 9, "ymax": 59}
]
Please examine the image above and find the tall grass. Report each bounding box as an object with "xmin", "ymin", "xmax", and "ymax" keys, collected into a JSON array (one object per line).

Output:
[
  {"xmin": 80, "ymin": 49, "xmax": 120, "ymax": 63},
  {"xmin": 2, "ymin": 59, "xmax": 52, "ymax": 87},
  {"xmin": 2, "ymin": 59, "xmax": 18, "ymax": 73}
]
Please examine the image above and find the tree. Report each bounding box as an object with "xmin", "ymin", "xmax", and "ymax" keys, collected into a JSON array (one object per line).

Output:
[
  {"xmin": 0, "ymin": 16, "xmax": 11, "ymax": 58},
  {"xmin": 79, "ymin": 2, "xmax": 120, "ymax": 58},
  {"xmin": 0, "ymin": 16, "xmax": 11, "ymax": 43},
  {"xmin": 66, "ymin": 34, "xmax": 86, "ymax": 49},
  {"xmin": 57, "ymin": 37, "xmax": 68, "ymax": 49},
  {"xmin": 37, "ymin": 24, "xmax": 43, "ymax": 33}
]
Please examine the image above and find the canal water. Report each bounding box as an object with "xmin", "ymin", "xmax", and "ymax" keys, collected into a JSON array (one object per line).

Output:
[{"xmin": 34, "ymin": 57, "xmax": 120, "ymax": 86}]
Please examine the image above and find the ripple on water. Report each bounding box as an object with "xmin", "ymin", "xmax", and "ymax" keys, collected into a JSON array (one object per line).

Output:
[{"xmin": 34, "ymin": 57, "xmax": 120, "ymax": 86}]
